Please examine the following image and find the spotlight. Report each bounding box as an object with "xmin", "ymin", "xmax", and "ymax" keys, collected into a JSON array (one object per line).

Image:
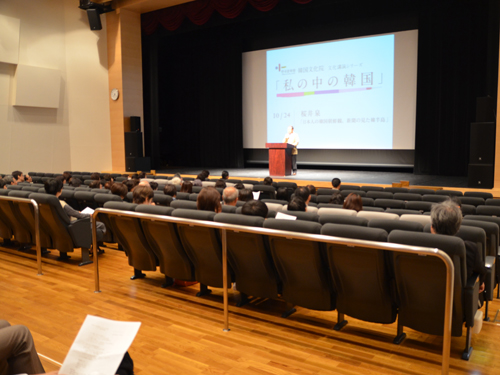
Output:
[{"xmin": 78, "ymin": 1, "xmax": 113, "ymax": 31}]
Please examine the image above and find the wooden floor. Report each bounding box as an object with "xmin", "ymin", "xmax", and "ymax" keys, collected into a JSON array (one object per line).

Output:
[{"xmin": 2, "ymin": 245, "xmax": 500, "ymax": 375}]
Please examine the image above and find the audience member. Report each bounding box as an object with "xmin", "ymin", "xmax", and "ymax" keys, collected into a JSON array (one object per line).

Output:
[
  {"xmin": 104, "ymin": 181, "xmax": 112, "ymax": 190},
  {"xmin": 343, "ymin": 193, "xmax": 362, "ymax": 212},
  {"xmin": 123, "ymin": 180, "xmax": 135, "ymax": 192},
  {"xmin": 306, "ymin": 184, "xmax": 316, "ymax": 195},
  {"xmin": 133, "ymin": 185, "xmax": 154, "ymax": 205},
  {"xmin": 170, "ymin": 176, "xmax": 182, "ymax": 186},
  {"xmin": 102, "ymin": 173, "xmax": 113, "ymax": 183},
  {"xmin": 150, "ymin": 181, "xmax": 158, "ymax": 191},
  {"xmin": 329, "ymin": 191, "xmax": 344, "ymax": 205},
  {"xmin": 0, "ymin": 179, "xmax": 6, "ymax": 189},
  {"xmin": 62, "ymin": 172, "xmax": 72, "ymax": 185},
  {"xmin": 234, "ymin": 182, "xmax": 244, "ymax": 190},
  {"xmin": 238, "ymin": 189, "xmax": 253, "ymax": 202},
  {"xmin": 70, "ymin": 177, "xmax": 82, "ymax": 187},
  {"xmin": 12, "ymin": 171, "xmax": 25, "ymax": 185},
  {"xmin": 222, "ymin": 187, "xmax": 238, "ymax": 206},
  {"xmin": 163, "ymin": 185, "xmax": 177, "ymax": 199},
  {"xmin": 180, "ymin": 181, "xmax": 193, "ymax": 193},
  {"xmin": 89, "ymin": 180, "xmax": 102, "ymax": 189},
  {"xmin": 197, "ymin": 187, "xmax": 221, "ymax": 213},
  {"xmin": 138, "ymin": 180, "xmax": 150, "ymax": 187},
  {"xmin": 201, "ymin": 170, "xmax": 210, "ymax": 179},
  {"xmin": 276, "ymin": 187, "xmax": 289, "ymax": 201},
  {"xmin": 138, "ymin": 172, "xmax": 146, "ymax": 179},
  {"xmin": 3, "ymin": 175, "xmax": 15, "ymax": 185},
  {"xmin": 431, "ymin": 201, "xmax": 486, "ymax": 292},
  {"xmin": 331, "ymin": 177, "xmax": 341, "ymax": 189},
  {"xmin": 90, "ymin": 172, "xmax": 101, "ymax": 181},
  {"xmin": 263, "ymin": 177, "xmax": 273, "ymax": 186},
  {"xmin": 221, "ymin": 170, "xmax": 229, "ymax": 180},
  {"xmin": 294, "ymin": 187, "xmax": 311, "ymax": 206},
  {"xmin": 111, "ymin": 183, "xmax": 128, "ymax": 200},
  {"xmin": 288, "ymin": 197, "xmax": 306, "ymax": 212},
  {"xmin": 241, "ymin": 200, "xmax": 268, "ymax": 218},
  {"xmin": 215, "ymin": 179, "xmax": 227, "ymax": 189},
  {"xmin": 193, "ymin": 174, "xmax": 203, "ymax": 186}
]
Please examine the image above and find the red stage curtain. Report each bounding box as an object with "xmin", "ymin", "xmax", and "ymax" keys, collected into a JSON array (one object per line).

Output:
[{"xmin": 142, "ymin": 0, "xmax": 313, "ymax": 34}]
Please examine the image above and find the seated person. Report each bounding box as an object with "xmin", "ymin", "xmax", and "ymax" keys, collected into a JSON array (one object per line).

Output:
[
  {"xmin": 150, "ymin": 181, "xmax": 158, "ymax": 191},
  {"xmin": 287, "ymin": 196, "xmax": 306, "ymax": 212},
  {"xmin": 329, "ymin": 191, "xmax": 344, "ymax": 205},
  {"xmin": 331, "ymin": 177, "xmax": 341, "ymax": 189},
  {"xmin": 215, "ymin": 179, "xmax": 227, "ymax": 189},
  {"xmin": 197, "ymin": 187, "xmax": 221, "ymax": 213},
  {"xmin": 163, "ymin": 185, "xmax": 177, "ymax": 199},
  {"xmin": 70, "ymin": 177, "xmax": 82, "ymax": 187},
  {"xmin": 294, "ymin": 187, "xmax": 311, "ymax": 207},
  {"xmin": 110, "ymin": 182, "xmax": 128, "ymax": 200},
  {"xmin": 12, "ymin": 170, "xmax": 31, "ymax": 184},
  {"xmin": 44, "ymin": 179, "xmax": 106, "ymax": 237},
  {"xmin": 0, "ymin": 179, "xmax": 7, "ymax": 189},
  {"xmin": 222, "ymin": 187, "xmax": 238, "ymax": 206},
  {"xmin": 104, "ymin": 181, "xmax": 112, "ymax": 190},
  {"xmin": 193, "ymin": 174, "xmax": 204, "ymax": 186},
  {"xmin": 263, "ymin": 177, "xmax": 273, "ymax": 186},
  {"xmin": 238, "ymin": 188, "xmax": 253, "ymax": 202},
  {"xmin": 123, "ymin": 180, "xmax": 136, "ymax": 192},
  {"xmin": 306, "ymin": 184, "xmax": 316, "ymax": 195},
  {"xmin": 89, "ymin": 180, "xmax": 102, "ymax": 189},
  {"xmin": 234, "ymin": 182, "xmax": 244, "ymax": 190},
  {"xmin": 431, "ymin": 201, "xmax": 486, "ymax": 292},
  {"xmin": 343, "ymin": 193, "xmax": 362, "ymax": 212},
  {"xmin": 180, "ymin": 181, "xmax": 193, "ymax": 193},
  {"xmin": 242, "ymin": 200, "xmax": 268, "ymax": 218},
  {"xmin": 169, "ymin": 176, "xmax": 182, "ymax": 186},
  {"xmin": 62, "ymin": 172, "xmax": 72, "ymax": 185},
  {"xmin": 102, "ymin": 173, "xmax": 113, "ymax": 184},
  {"xmin": 276, "ymin": 187, "xmax": 289, "ymax": 202},
  {"xmin": 90, "ymin": 172, "xmax": 101, "ymax": 181},
  {"xmin": 201, "ymin": 170, "xmax": 210, "ymax": 179},
  {"xmin": 221, "ymin": 170, "xmax": 229, "ymax": 180},
  {"xmin": 133, "ymin": 185, "xmax": 155, "ymax": 205},
  {"xmin": 3, "ymin": 175, "xmax": 15, "ymax": 186}
]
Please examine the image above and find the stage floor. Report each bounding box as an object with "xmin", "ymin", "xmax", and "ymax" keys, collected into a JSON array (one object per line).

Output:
[{"xmin": 158, "ymin": 167, "xmax": 469, "ymax": 188}]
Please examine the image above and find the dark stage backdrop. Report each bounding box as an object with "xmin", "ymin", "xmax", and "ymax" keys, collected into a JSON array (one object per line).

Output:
[{"xmin": 142, "ymin": 0, "xmax": 498, "ymax": 175}]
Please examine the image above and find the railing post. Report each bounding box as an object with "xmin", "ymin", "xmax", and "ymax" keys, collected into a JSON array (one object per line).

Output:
[
  {"xmin": 441, "ymin": 253, "xmax": 454, "ymax": 375},
  {"xmin": 222, "ymin": 228, "xmax": 230, "ymax": 332},
  {"xmin": 32, "ymin": 200, "xmax": 42, "ymax": 276},
  {"xmin": 92, "ymin": 211, "xmax": 100, "ymax": 293}
]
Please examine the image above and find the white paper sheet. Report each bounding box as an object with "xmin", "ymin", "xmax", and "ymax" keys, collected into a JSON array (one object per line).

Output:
[
  {"xmin": 252, "ymin": 191, "xmax": 260, "ymax": 200},
  {"xmin": 59, "ymin": 315, "xmax": 141, "ymax": 375},
  {"xmin": 275, "ymin": 212, "xmax": 297, "ymax": 220},
  {"xmin": 81, "ymin": 207, "xmax": 95, "ymax": 215}
]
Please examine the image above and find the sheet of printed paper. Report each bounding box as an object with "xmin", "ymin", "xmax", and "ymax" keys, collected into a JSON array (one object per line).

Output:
[
  {"xmin": 59, "ymin": 315, "xmax": 141, "ymax": 375},
  {"xmin": 275, "ymin": 212, "xmax": 297, "ymax": 220}
]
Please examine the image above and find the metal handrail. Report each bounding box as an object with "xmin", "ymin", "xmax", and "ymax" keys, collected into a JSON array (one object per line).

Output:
[
  {"xmin": 0, "ymin": 195, "xmax": 42, "ymax": 275},
  {"xmin": 91, "ymin": 208, "xmax": 454, "ymax": 375}
]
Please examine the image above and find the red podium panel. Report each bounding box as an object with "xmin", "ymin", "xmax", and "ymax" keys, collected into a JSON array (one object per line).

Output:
[{"xmin": 266, "ymin": 143, "xmax": 294, "ymax": 176}]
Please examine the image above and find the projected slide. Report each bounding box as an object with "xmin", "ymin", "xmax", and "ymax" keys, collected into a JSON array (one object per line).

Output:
[{"xmin": 267, "ymin": 35, "xmax": 395, "ymax": 149}]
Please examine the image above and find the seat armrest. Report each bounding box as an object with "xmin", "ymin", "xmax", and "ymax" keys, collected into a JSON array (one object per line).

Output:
[
  {"xmin": 485, "ymin": 256, "xmax": 496, "ymax": 301},
  {"xmin": 485, "ymin": 255, "xmax": 495, "ymax": 269},
  {"xmin": 464, "ymin": 274, "xmax": 480, "ymax": 327},
  {"xmin": 67, "ymin": 217, "xmax": 91, "ymax": 249}
]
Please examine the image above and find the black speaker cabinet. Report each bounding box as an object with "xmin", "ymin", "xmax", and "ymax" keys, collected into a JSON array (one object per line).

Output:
[
  {"xmin": 468, "ymin": 164, "xmax": 494, "ymax": 188},
  {"xmin": 469, "ymin": 122, "xmax": 495, "ymax": 164},
  {"xmin": 126, "ymin": 157, "xmax": 151, "ymax": 172},
  {"xmin": 125, "ymin": 132, "xmax": 143, "ymax": 157},
  {"xmin": 476, "ymin": 97, "xmax": 496, "ymax": 122},
  {"xmin": 130, "ymin": 116, "xmax": 141, "ymax": 132},
  {"xmin": 87, "ymin": 9, "xmax": 102, "ymax": 30}
]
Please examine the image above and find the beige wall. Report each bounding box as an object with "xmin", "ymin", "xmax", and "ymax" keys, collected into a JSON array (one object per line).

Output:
[{"xmin": 0, "ymin": 0, "xmax": 111, "ymax": 174}]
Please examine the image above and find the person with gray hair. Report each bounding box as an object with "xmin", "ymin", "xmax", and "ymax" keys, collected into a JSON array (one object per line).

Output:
[
  {"xmin": 222, "ymin": 186, "xmax": 238, "ymax": 206},
  {"xmin": 3, "ymin": 175, "xmax": 14, "ymax": 185},
  {"xmin": 430, "ymin": 200, "xmax": 486, "ymax": 293}
]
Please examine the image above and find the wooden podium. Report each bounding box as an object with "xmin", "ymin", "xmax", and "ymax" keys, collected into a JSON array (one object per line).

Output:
[{"xmin": 266, "ymin": 143, "xmax": 294, "ymax": 176}]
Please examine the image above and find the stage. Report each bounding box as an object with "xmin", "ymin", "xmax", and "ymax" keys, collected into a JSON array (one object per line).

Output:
[{"xmin": 157, "ymin": 167, "xmax": 469, "ymax": 188}]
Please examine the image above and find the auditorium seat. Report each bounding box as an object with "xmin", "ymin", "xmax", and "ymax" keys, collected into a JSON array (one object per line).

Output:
[
  {"xmin": 261, "ymin": 199, "xmax": 288, "ymax": 205},
  {"xmin": 460, "ymin": 197, "xmax": 485, "ymax": 207},
  {"xmin": 461, "ymin": 204, "xmax": 476, "ymax": 216},
  {"xmin": 94, "ymin": 193, "xmax": 122, "ymax": 208},
  {"xmin": 176, "ymin": 192, "xmax": 190, "ymax": 200},
  {"xmin": 400, "ymin": 214, "xmax": 432, "ymax": 226},
  {"xmin": 374, "ymin": 199, "xmax": 406, "ymax": 209},
  {"xmin": 264, "ymin": 219, "xmax": 335, "ymax": 317},
  {"xmin": 361, "ymin": 197, "xmax": 374, "ymax": 206},
  {"xmin": 360, "ymin": 206, "xmax": 385, "ymax": 212},
  {"xmin": 486, "ymin": 198, "xmax": 500, "ymax": 206},
  {"xmin": 170, "ymin": 200, "xmax": 198, "ymax": 210},
  {"xmin": 0, "ymin": 193, "xmax": 33, "ymax": 245},
  {"xmin": 6, "ymin": 185, "xmax": 22, "ymax": 190},
  {"xmin": 280, "ymin": 210, "xmax": 319, "ymax": 222},
  {"xmin": 316, "ymin": 195, "xmax": 334, "ymax": 204},
  {"xmin": 384, "ymin": 187, "xmax": 409, "ymax": 193},
  {"xmin": 341, "ymin": 190, "xmax": 366, "ymax": 198},
  {"xmin": 409, "ymin": 188, "xmax": 435, "ymax": 195},
  {"xmin": 339, "ymin": 185, "xmax": 360, "ymax": 191},
  {"xmin": 461, "ymin": 219, "xmax": 499, "ymax": 259},
  {"xmin": 91, "ymin": 188, "xmax": 109, "ymax": 194},
  {"xmin": 405, "ymin": 201, "xmax": 434, "ymax": 213},
  {"xmin": 221, "ymin": 204, "xmax": 237, "ymax": 213},
  {"xmin": 30, "ymin": 193, "xmax": 93, "ymax": 266},
  {"xmin": 74, "ymin": 191, "xmax": 98, "ymax": 210},
  {"xmin": 318, "ymin": 207, "xmax": 356, "ymax": 217},
  {"xmin": 192, "ymin": 186, "xmax": 203, "ymax": 194},
  {"xmin": 385, "ymin": 209, "xmax": 422, "ymax": 216},
  {"xmin": 21, "ymin": 186, "xmax": 40, "ymax": 193},
  {"xmin": 422, "ymin": 194, "xmax": 448, "ymax": 203},
  {"xmin": 318, "ymin": 214, "xmax": 368, "ymax": 226},
  {"xmin": 201, "ymin": 181, "xmax": 216, "ymax": 187},
  {"xmin": 367, "ymin": 191, "xmax": 393, "ymax": 199},
  {"xmin": 435, "ymin": 189, "xmax": 463, "ymax": 197},
  {"xmin": 388, "ymin": 230, "xmax": 479, "ymax": 359},
  {"xmin": 393, "ymin": 193, "xmax": 422, "ymax": 202},
  {"xmin": 152, "ymin": 194, "xmax": 172, "ymax": 207},
  {"xmin": 475, "ymin": 205, "xmax": 500, "ymax": 217},
  {"xmin": 368, "ymin": 219, "xmax": 423, "ymax": 233},
  {"xmin": 361, "ymin": 186, "xmax": 384, "ymax": 192},
  {"xmin": 264, "ymin": 202, "xmax": 284, "ymax": 213},
  {"xmin": 136, "ymin": 205, "xmax": 194, "ymax": 288},
  {"xmin": 357, "ymin": 211, "xmax": 399, "ymax": 221},
  {"xmin": 321, "ymin": 224, "xmax": 395, "ymax": 330},
  {"xmin": 214, "ymin": 213, "xmax": 279, "ymax": 303},
  {"xmin": 253, "ymin": 185, "xmax": 276, "ymax": 200},
  {"xmin": 464, "ymin": 191, "xmax": 493, "ymax": 200},
  {"xmin": 317, "ymin": 188, "xmax": 337, "ymax": 195},
  {"xmin": 317, "ymin": 203, "xmax": 343, "ymax": 209}
]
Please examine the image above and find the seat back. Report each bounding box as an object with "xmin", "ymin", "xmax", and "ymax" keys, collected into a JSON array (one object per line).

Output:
[
  {"xmin": 393, "ymin": 193, "xmax": 422, "ymax": 202},
  {"xmin": 405, "ymin": 201, "xmax": 434, "ymax": 213},
  {"xmin": 253, "ymin": 185, "xmax": 276, "ymax": 200},
  {"xmin": 461, "ymin": 219, "xmax": 499, "ymax": 257},
  {"xmin": 280, "ymin": 210, "xmax": 319, "ymax": 222},
  {"xmin": 367, "ymin": 191, "xmax": 393, "ymax": 199},
  {"xmin": 318, "ymin": 215, "xmax": 368, "ymax": 226},
  {"xmin": 374, "ymin": 199, "xmax": 405, "ymax": 209},
  {"xmin": 459, "ymin": 197, "xmax": 485, "ymax": 206},
  {"xmin": 356, "ymin": 211, "xmax": 399, "ymax": 221},
  {"xmin": 475, "ymin": 205, "xmax": 500, "ymax": 217},
  {"xmin": 400, "ymin": 214, "xmax": 432, "ymax": 227},
  {"xmin": 170, "ymin": 200, "xmax": 198, "ymax": 210},
  {"xmin": 388, "ymin": 231, "xmax": 467, "ymax": 337},
  {"xmin": 368, "ymin": 219, "xmax": 423, "ymax": 233},
  {"xmin": 464, "ymin": 191, "xmax": 493, "ymax": 199},
  {"xmin": 318, "ymin": 207, "xmax": 356, "ymax": 217}
]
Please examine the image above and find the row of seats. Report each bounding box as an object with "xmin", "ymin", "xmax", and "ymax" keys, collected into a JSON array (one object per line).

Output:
[{"xmin": 97, "ymin": 201, "xmax": 488, "ymax": 360}]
